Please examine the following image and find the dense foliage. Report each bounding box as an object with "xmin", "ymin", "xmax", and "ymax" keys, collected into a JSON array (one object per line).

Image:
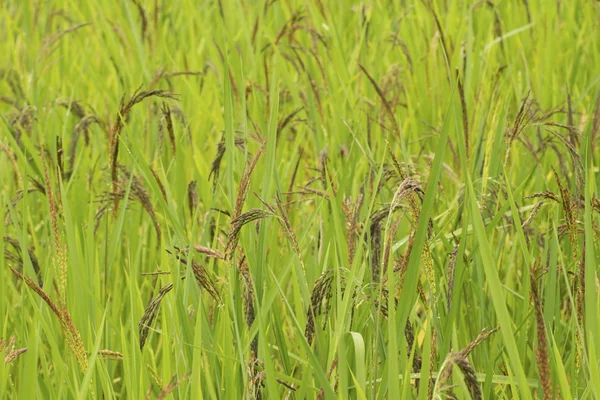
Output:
[{"xmin": 1, "ymin": 1, "xmax": 599, "ymax": 398}]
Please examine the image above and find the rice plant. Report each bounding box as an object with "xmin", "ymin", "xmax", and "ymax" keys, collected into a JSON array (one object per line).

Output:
[{"xmin": 1, "ymin": 0, "xmax": 599, "ymax": 398}]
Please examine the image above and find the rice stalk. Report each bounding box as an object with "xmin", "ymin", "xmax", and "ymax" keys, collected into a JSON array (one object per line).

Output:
[
  {"xmin": 530, "ymin": 259, "xmax": 552, "ymax": 399},
  {"xmin": 9, "ymin": 266, "xmax": 88, "ymax": 372},
  {"xmin": 209, "ymin": 136, "xmax": 246, "ymax": 192},
  {"xmin": 358, "ymin": 64, "xmax": 401, "ymax": 138},
  {"xmin": 40, "ymin": 22, "xmax": 92, "ymax": 57},
  {"xmin": 40, "ymin": 151, "xmax": 68, "ymax": 308},
  {"xmin": 155, "ymin": 372, "xmax": 190, "ymax": 400},
  {"xmin": 149, "ymin": 167, "xmax": 168, "ymax": 203},
  {"xmin": 139, "ymin": 282, "xmax": 173, "ymax": 350},
  {"xmin": 55, "ymin": 98, "xmax": 87, "ymax": 119},
  {"xmin": 225, "ymin": 209, "xmax": 273, "ymax": 259},
  {"xmin": 109, "ymin": 86, "xmax": 178, "ymax": 213},
  {"xmin": 4, "ymin": 235, "xmax": 43, "ymax": 287},
  {"xmin": 457, "ymin": 70, "xmax": 469, "ymax": 158},
  {"xmin": 238, "ymin": 253, "xmax": 258, "ymax": 356},
  {"xmin": 591, "ymin": 91, "xmax": 600, "ymax": 149},
  {"xmin": 316, "ymin": 358, "xmax": 339, "ymax": 400},
  {"xmin": 0, "ymin": 337, "xmax": 27, "ymax": 364},
  {"xmin": 446, "ymin": 244, "xmax": 458, "ymax": 312},
  {"xmin": 160, "ymin": 102, "xmax": 176, "ymax": 156},
  {"xmin": 521, "ymin": 201, "xmax": 545, "ymax": 229},
  {"xmin": 387, "ymin": 148, "xmax": 436, "ymax": 297},
  {"xmin": 304, "ymin": 269, "xmax": 347, "ymax": 345},
  {"xmin": 233, "ymin": 140, "xmax": 265, "ymax": 221},
  {"xmin": 427, "ymin": 327, "xmax": 437, "ymax": 400},
  {"xmin": 376, "ymin": 285, "xmax": 423, "ymax": 386},
  {"xmin": 131, "ymin": 0, "xmax": 149, "ymax": 44},
  {"xmin": 97, "ymin": 349, "xmax": 123, "ymax": 361},
  {"xmin": 342, "ymin": 192, "xmax": 364, "ymax": 266},
  {"xmin": 0, "ymin": 140, "xmax": 22, "ymax": 186},
  {"xmin": 4, "ymin": 189, "xmax": 43, "ymax": 226},
  {"xmin": 0, "ymin": 69, "xmax": 26, "ymax": 103},
  {"xmin": 100, "ymin": 166, "xmax": 162, "ymax": 244},
  {"xmin": 286, "ymin": 147, "xmax": 304, "ymax": 212},
  {"xmin": 69, "ymin": 114, "xmax": 101, "ymax": 172},
  {"xmin": 173, "ymin": 254, "xmax": 221, "ymax": 302},
  {"xmin": 436, "ymin": 327, "xmax": 499, "ymax": 400},
  {"xmin": 248, "ymin": 355, "xmax": 265, "ymax": 400},
  {"xmin": 369, "ymin": 178, "xmax": 423, "ymax": 282},
  {"xmin": 192, "ymin": 245, "xmax": 225, "ymax": 260},
  {"xmin": 258, "ymin": 194, "xmax": 306, "ymax": 275},
  {"xmin": 187, "ymin": 180, "xmax": 198, "ymax": 217},
  {"xmin": 553, "ymin": 169, "xmax": 583, "ymax": 370},
  {"xmin": 8, "ymin": 106, "xmax": 36, "ymax": 144}
]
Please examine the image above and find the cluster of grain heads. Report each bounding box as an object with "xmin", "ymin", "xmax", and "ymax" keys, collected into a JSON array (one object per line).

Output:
[
  {"xmin": 369, "ymin": 177, "xmax": 423, "ymax": 283},
  {"xmin": 502, "ymin": 93, "xmax": 572, "ymax": 172},
  {"xmin": 388, "ymin": 151, "xmax": 437, "ymax": 300},
  {"xmin": 435, "ymin": 328, "xmax": 499, "ymax": 400},
  {"xmin": 190, "ymin": 259, "xmax": 221, "ymax": 302},
  {"xmin": 305, "ymin": 270, "xmax": 335, "ymax": 345},
  {"xmin": 95, "ymin": 166, "xmax": 162, "ymax": 243},
  {"xmin": 0, "ymin": 337, "xmax": 27, "ymax": 364},
  {"xmin": 524, "ymin": 169, "xmax": 588, "ymax": 373},
  {"xmin": 304, "ymin": 269, "xmax": 350, "ymax": 346},
  {"xmin": 55, "ymin": 98, "xmax": 108, "ymax": 175}
]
